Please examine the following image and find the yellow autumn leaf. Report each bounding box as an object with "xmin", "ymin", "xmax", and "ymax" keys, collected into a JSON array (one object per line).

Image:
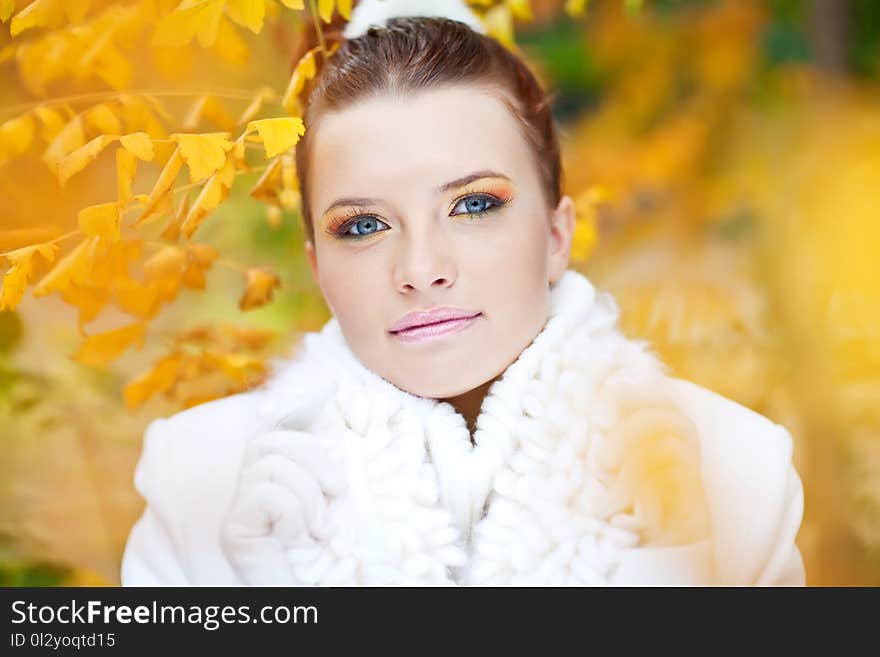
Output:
[
  {"xmin": 117, "ymin": 147, "xmax": 137, "ymax": 207},
  {"xmin": 223, "ymin": 324, "xmax": 277, "ymax": 351},
  {"xmin": 112, "ymin": 277, "xmax": 160, "ymax": 319},
  {"xmin": 117, "ymin": 95, "xmax": 165, "ymax": 137},
  {"xmin": 154, "ymin": 277, "xmax": 183, "ymax": 306},
  {"xmin": 136, "ymin": 147, "xmax": 184, "ymax": 226},
  {"xmin": 43, "ymin": 115, "xmax": 86, "ymax": 176},
  {"xmin": 265, "ymin": 204, "xmax": 283, "ymax": 228},
  {"xmin": 139, "ymin": 243, "xmax": 184, "ymax": 305},
  {"xmin": 10, "ymin": 0, "xmax": 65, "ymax": 37},
  {"xmin": 507, "ymin": 0, "xmax": 533, "ymax": 21},
  {"xmin": 18, "ymin": 242, "xmax": 62, "ymax": 265},
  {"xmin": 180, "ymin": 155, "xmax": 236, "ymax": 238},
  {"xmin": 0, "ymin": 114, "xmax": 36, "ymax": 161},
  {"xmin": 187, "ymin": 243, "xmax": 219, "ymax": 268},
  {"xmin": 0, "ymin": 262, "xmax": 29, "ymax": 311},
  {"xmin": 153, "ymin": 0, "xmax": 225, "ymax": 48},
  {"xmin": 32, "ymin": 238, "xmax": 94, "ymax": 297},
  {"xmin": 483, "ymin": 3, "xmax": 515, "ymax": 50},
  {"xmin": 182, "ymin": 262, "xmax": 206, "ymax": 289},
  {"xmin": 318, "ymin": 0, "xmax": 334, "ymax": 23},
  {"xmin": 72, "ymin": 321, "xmax": 148, "ymax": 368},
  {"xmin": 92, "ymin": 42, "xmax": 133, "ymax": 89},
  {"xmin": 247, "ymin": 117, "xmax": 305, "ymax": 159},
  {"xmin": 278, "ymin": 188, "xmax": 298, "ymax": 211},
  {"xmin": 203, "ymin": 349, "xmax": 266, "ymax": 385},
  {"xmin": 78, "ymin": 202, "xmax": 121, "ymax": 243},
  {"xmin": 182, "ymin": 243, "xmax": 218, "ymax": 290},
  {"xmin": 226, "ymin": 0, "xmax": 266, "ymax": 33},
  {"xmin": 249, "ymin": 155, "xmax": 283, "ymax": 203},
  {"xmin": 59, "ymin": 134, "xmax": 117, "ymax": 187},
  {"xmin": 174, "ymin": 324, "xmax": 217, "ymax": 346},
  {"xmin": 89, "ymin": 238, "xmax": 141, "ymax": 284},
  {"xmin": 120, "ymin": 132, "xmax": 154, "ymax": 160},
  {"xmin": 0, "ymin": 0, "xmax": 14, "ymax": 23},
  {"xmin": 61, "ymin": 283, "xmax": 111, "ymax": 330},
  {"xmin": 85, "ymin": 103, "xmax": 122, "ymax": 135},
  {"xmin": 281, "ymin": 48, "xmax": 317, "ymax": 114},
  {"xmin": 171, "ymin": 132, "xmax": 233, "ymax": 182},
  {"xmin": 144, "ymin": 245, "xmax": 185, "ymax": 283},
  {"xmin": 0, "ymin": 242, "xmax": 59, "ymax": 311},
  {"xmin": 239, "ymin": 267, "xmax": 281, "ymax": 311},
  {"xmin": 161, "ymin": 192, "xmax": 190, "ymax": 242},
  {"xmin": 213, "ymin": 16, "xmax": 248, "ymax": 65},
  {"xmin": 123, "ymin": 353, "xmax": 184, "ymax": 410},
  {"xmin": 33, "ymin": 106, "xmax": 66, "ymax": 143},
  {"xmin": 0, "ymin": 228, "xmax": 60, "ymax": 253}
]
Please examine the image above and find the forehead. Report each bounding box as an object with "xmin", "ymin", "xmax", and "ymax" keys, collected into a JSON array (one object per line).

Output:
[{"xmin": 309, "ymin": 85, "xmax": 535, "ymax": 210}]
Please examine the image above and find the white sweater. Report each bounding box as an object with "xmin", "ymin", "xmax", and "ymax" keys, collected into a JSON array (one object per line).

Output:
[{"xmin": 120, "ymin": 269, "xmax": 805, "ymax": 586}]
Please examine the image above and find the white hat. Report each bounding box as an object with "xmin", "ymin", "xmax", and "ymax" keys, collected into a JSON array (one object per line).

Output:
[{"xmin": 342, "ymin": 0, "xmax": 487, "ymax": 39}]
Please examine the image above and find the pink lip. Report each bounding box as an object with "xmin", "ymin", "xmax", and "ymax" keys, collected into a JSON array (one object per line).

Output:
[
  {"xmin": 390, "ymin": 306, "xmax": 482, "ymax": 333},
  {"xmin": 390, "ymin": 314, "xmax": 482, "ymax": 344}
]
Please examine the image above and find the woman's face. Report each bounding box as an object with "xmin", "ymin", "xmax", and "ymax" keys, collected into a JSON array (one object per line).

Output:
[{"xmin": 305, "ymin": 84, "xmax": 575, "ymax": 398}]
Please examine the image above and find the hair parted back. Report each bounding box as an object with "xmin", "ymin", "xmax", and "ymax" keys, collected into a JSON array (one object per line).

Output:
[{"xmin": 294, "ymin": 14, "xmax": 563, "ymax": 244}]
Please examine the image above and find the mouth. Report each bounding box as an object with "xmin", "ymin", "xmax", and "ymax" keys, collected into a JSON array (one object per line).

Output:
[
  {"xmin": 390, "ymin": 313, "xmax": 481, "ymax": 333},
  {"xmin": 390, "ymin": 313, "xmax": 483, "ymax": 343}
]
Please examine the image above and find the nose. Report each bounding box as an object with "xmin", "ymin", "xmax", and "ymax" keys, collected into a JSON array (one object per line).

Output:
[{"xmin": 392, "ymin": 226, "xmax": 456, "ymax": 294}]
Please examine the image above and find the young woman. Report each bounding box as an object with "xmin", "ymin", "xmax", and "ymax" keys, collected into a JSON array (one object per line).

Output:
[{"xmin": 120, "ymin": 2, "xmax": 805, "ymax": 586}]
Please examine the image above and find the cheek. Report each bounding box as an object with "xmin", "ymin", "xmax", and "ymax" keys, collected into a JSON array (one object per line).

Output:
[
  {"xmin": 316, "ymin": 251, "xmax": 388, "ymax": 334},
  {"xmin": 468, "ymin": 208, "xmax": 551, "ymax": 272},
  {"xmin": 471, "ymin": 219, "xmax": 551, "ymax": 310},
  {"xmin": 316, "ymin": 256, "xmax": 359, "ymax": 320}
]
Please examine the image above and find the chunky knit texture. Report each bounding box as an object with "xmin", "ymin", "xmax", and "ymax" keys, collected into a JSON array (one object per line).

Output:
[
  {"xmin": 121, "ymin": 269, "xmax": 805, "ymax": 586},
  {"xmin": 221, "ymin": 271, "xmax": 711, "ymax": 585}
]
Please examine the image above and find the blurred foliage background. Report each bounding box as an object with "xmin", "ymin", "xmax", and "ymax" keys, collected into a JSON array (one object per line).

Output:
[{"xmin": 1, "ymin": 0, "xmax": 879, "ymax": 586}]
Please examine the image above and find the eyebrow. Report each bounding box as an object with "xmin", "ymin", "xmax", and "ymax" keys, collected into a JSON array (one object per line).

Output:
[{"xmin": 321, "ymin": 169, "xmax": 511, "ymax": 216}]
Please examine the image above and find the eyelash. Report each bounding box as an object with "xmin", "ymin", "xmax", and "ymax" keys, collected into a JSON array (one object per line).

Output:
[{"xmin": 330, "ymin": 192, "xmax": 512, "ymax": 241}]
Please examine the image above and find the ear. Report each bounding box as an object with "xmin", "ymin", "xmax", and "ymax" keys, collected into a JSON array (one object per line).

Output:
[
  {"xmin": 305, "ymin": 239, "xmax": 318, "ymax": 282},
  {"xmin": 547, "ymin": 194, "xmax": 576, "ymax": 285}
]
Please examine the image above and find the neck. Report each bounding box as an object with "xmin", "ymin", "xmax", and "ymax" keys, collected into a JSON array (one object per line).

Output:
[{"xmin": 440, "ymin": 373, "xmax": 503, "ymax": 444}]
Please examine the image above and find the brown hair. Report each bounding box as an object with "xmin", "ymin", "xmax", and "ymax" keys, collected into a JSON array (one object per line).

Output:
[{"xmin": 294, "ymin": 15, "xmax": 562, "ymax": 244}]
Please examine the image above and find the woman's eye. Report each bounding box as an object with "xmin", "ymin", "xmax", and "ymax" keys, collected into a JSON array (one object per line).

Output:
[
  {"xmin": 340, "ymin": 216, "xmax": 389, "ymax": 238},
  {"xmin": 451, "ymin": 194, "xmax": 501, "ymax": 217},
  {"xmin": 337, "ymin": 193, "xmax": 505, "ymax": 240}
]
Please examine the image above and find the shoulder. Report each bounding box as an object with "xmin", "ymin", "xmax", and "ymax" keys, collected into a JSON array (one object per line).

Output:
[
  {"xmin": 134, "ymin": 334, "xmax": 332, "ymax": 488},
  {"xmin": 131, "ymin": 344, "xmax": 334, "ymax": 513},
  {"xmin": 135, "ymin": 389, "xmax": 268, "ymax": 495},
  {"xmin": 663, "ymin": 377, "xmax": 805, "ymax": 585},
  {"xmin": 123, "ymin": 388, "xmax": 270, "ymax": 585},
  {"xmin": 122, "ymin": 335, "xmax": 339, "ymax": 585}
]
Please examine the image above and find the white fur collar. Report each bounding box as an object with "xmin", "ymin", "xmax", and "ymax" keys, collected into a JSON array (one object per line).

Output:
[{"xmin": 225, "ymin": 270, "xmax": 709, "ymax": 585}]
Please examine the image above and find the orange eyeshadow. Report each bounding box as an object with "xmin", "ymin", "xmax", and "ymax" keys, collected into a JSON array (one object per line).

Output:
[
  {"xmin": 320, "ymin": 176, "xmax": 517, "ymax": 235},
  {"xmin": 459, "ymin": 178, "xmax": 516, "ymax": 202}
]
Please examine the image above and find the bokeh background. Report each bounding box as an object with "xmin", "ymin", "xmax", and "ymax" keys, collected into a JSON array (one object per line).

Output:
[{"xmin": 1, "ymin": 0, "xmax": 879, "ymax": 586}]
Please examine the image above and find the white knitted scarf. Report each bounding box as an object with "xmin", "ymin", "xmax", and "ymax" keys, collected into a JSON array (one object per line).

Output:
[{"xmin": 220, "ymin": 269, "xmax": 709, "ymax": 585}]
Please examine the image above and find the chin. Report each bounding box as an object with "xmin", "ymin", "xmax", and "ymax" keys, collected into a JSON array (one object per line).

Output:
[{"xmin": 392, "ymin": 375, "xmax": 476, "ymax": 400}]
